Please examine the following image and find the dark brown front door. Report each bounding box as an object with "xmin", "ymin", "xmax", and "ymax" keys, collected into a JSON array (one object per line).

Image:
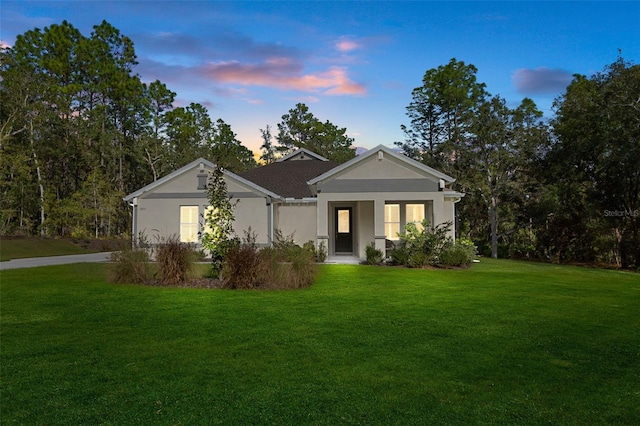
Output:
[{"xmin": 335, "ymin": 207, "xmax": 353, "ymax": 253}]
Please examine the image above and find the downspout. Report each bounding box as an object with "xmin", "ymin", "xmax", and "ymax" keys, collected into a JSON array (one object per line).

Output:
[
  {"xmin": 267, "ymin": 197, "xmax": 274, "ymax": 246},
  {"xmin": 130, "ymin": 197, "xmax": 138, "ymax": 249}
]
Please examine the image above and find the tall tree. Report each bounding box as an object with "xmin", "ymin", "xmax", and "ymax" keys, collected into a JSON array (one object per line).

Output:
[
  {"xmin": 551, "ymin": 57, "xmax": 640, "ymax": 268},
  {"xmin": 276, "ymin": 103, "xmax": 355, "ymax": 163},
  {"xmin": 259, "ymin": 125, "xmax": 277, "ymax": 164},
  {"xmin": 1, "ymin": 20, "xmax": 157, "ymax": 237},
  {"xmin": 210, "ymin": 119, "xmax": 256, "ymax": 172},
  {"xmin": 143, "ymin": 80, "xmax": 175, "ymax": 181},
  {"xmin": 398, "ymin": 58, "xmax": 487, "ymax": 174},
  {"xmin": 164, "ymin": 103, "xmax": 214, "ymax": 169},
  {"xmin": 463, "ymin": 96, "xmax": 546, "ymax": 258}
]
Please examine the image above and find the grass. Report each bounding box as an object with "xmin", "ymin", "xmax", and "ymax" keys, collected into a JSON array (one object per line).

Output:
[
  {"xmin": 1, "ymin": 259, "xmax": 639, "ymax": 424},
  {"xmin": 0, "ymin": 238, "xmax": 98, "ymax": 261}
]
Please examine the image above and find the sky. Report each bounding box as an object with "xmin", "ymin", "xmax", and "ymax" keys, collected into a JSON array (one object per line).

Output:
[{"xmin": 2, "ymin": 1, "xmax": 639, "ymax": 154}]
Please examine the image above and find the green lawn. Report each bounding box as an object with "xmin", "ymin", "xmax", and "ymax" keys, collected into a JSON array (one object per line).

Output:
[
  {"xmin": 0, "ymin": 238, "xmax": 98, "ymax": 261},
  {"xmin": 1, "ymin": 260, "xmax": 639, "ymax": 425}
]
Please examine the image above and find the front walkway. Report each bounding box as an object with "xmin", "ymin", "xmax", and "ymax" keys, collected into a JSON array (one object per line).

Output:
[
  {"xmin": 0, "ymin": 252, "xmax": 115, "ymax": 270},
  {"xmin": 325, "ymin": 255, "xmax": 361, "ymax": 264}
]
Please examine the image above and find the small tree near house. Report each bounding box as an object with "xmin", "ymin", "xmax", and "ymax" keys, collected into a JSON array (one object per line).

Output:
[{"xmin": 200, "ymin": 166, "xmax": 238, "ymax": 277}]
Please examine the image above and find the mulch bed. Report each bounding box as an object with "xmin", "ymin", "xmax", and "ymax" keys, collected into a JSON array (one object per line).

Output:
[
  {"xmin": 67, "ymin": 238, "xmax": 129, "ymax": 252},
  {"xmin": 141, "ymin": 277, "xmax": 225, "ymax": 289}
]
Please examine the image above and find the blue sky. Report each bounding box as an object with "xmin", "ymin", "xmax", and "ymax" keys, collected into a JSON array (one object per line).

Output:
[{"xmin": 2, "ymin": 1, "xmax": 639, "ymax": 153}]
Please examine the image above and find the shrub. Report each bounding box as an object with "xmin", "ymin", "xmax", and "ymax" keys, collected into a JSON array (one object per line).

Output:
[
  {"xmin": 390, "ymin": 220, "xmax": 453, "ymax": 267},
  {"xmin": 407, "ymin": 251, "xmax": 429, "ymax": 268},
  {"xmin": 222, "ymin": 243, "xmax": 265, "ymax": 289},
  {"xmin": 155, "ymin": 235, "xmax": 197, "ymax": 285},
  {"xmin": 439, "ymin": 239, "xmax": 477, "ymax": 267},
  {"xmin": 221, "ymin": 230, "xmax": 318, "ymax": 290},
  {"xmin": 109, "ymin": 248, "xmax": 152, "ymax": 284},
  {"xmin": 365, "ymin": 242, "xmax": 384, "ymax": 265},
  {"xmin": 316, "ymin": 241, "xmax": 327, "ymax": 263},
  {"xmin": 389, "ymin": 242, "xmax": 410, "ymax": 266},
  {"xmin": 272, "ymin": 229, "xmax": 299, "ymax": 261},
  {"xmin": 281, "ymin": 247, "xmax": 316, "ymax": 289},
  {"xmin": 303, "ymin": 240, "xmax": 327, "ymax": 263}
]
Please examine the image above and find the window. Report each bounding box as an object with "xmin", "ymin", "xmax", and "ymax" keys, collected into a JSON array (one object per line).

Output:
[
  {"xmin": 338, "ymin": 209, "xmax": 350, "ymax": 233},
  {"xmin": 385, "ymin": 202, "xmax": 431, "ymax": 239},
  {"xmin": 197, "ymin": 173, "xmax": 208, "ymax": 190},
  {"xmin": 180, "ymin": 206, "xmax": 199, "ymax": 243},
  {"xmin": 384, "ymin": 204, "xmax": 400, "ymax": 239},
  {"xmin": 406, "ymin": 204, "xmax": 425, "ymax": 230}
]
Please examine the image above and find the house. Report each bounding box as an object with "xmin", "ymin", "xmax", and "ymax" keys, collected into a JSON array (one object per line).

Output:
[{"xmin": 123, "ymin": 145, "xmax": 464, "ymax": 262}]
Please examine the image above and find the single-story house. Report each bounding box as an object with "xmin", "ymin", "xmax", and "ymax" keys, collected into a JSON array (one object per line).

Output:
[{"xmin": 123, "ymin": 145, "xmax": 464, "ymax": 262}]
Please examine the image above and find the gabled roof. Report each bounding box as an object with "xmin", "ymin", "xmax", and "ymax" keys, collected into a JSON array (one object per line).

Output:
[
  {"xmin": 240, "ymin": 157, "xmax": 338, "ymax": 199},
  {"xmin": 276, "ymin": 148, "xmax": 330, "ymax": 162},
  {"xmin": 307, "ymin": 144, "xmax": 455, "ymax": 185},
  {"xmin": 123, "ymin": 158, "xmax": 282, "ymax": 202}
]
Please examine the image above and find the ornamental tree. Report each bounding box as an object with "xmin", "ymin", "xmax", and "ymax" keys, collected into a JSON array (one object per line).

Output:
[{"xmin": 200, "ymin": 166, "xmax": 238, "ymax": 277}]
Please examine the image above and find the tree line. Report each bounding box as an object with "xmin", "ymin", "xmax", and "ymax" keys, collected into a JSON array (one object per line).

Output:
[
  {"xmin": 398, "ymin": 57, "xmax": 639, "ymax": 268},
  {"xmin": 1, "ymin": 21, "xmax": 638, "ymax": 268},
  {"xmin": 0, "ymin": 21, "xmax": 353, "ymax": 239}
]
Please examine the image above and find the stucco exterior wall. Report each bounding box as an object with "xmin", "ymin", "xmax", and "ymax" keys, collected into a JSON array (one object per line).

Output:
[
  {"xmin": 334, "ymin": 153, "xmax": 425, "ymax": 180},
  {"xmin": 275, "ymin": 203, "xmax": 317, "ymax": 245},
  {"xmin": 232, "ymin": 197, "xmax": 269, "ymax": 244},
  {"xmin": 133, "ymin": 164, "xmax": 270, "ymax": 246}
]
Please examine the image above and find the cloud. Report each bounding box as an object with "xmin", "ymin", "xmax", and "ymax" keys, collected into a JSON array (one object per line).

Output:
[
  {"xmin": 136, "ymin": 29, "xmax": 367, "ymax": 99},
  {"xmin": 0, "ymin": 40, "xmax": 11, "ymax": 49},
  {"xmin": 286, "ymin": 96, "xmax": 320, "ymax": 104},
  {"xmin": 135, "ymin": 31, "xmax": 213, "ymax": 59},
  {"xmin": 512, "ymin": 67, "xmax": 573, "ymax": 94},
  {"xmin": 199, "ymin": 59, "xmax": 366, "ymax": 95},
  {"xmin": 335, "ymin": 38, "xmax": 361, "ymax": 53}
]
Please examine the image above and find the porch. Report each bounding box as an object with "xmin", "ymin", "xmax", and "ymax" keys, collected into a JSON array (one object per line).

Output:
[{"xmin": 316, "ymin": 197, "xmax": 443, "ymax": 261}]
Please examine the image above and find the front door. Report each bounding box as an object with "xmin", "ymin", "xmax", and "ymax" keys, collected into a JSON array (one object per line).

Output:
[{"xmin": 335, "ymin": 207, "xmax": 353, "ymax": 253}]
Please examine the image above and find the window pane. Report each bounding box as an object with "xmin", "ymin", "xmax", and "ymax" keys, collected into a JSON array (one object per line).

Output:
[
  {"xmin": 180, "ymin": 206, "xmax": 199, "ymax": 243},
  {"xmin": 406, "ymin": 204, "xmax": 425, "ymax": 225},
  {"xmin": 385, "ymin": 223, "xmax": 400, "ymax": 239},
  {"xmin": 384, "ymin": 204, "xmax": 400, "ymax": 239},
  {"xmin": 385, "ymin": 204, "xmax": 400, "ymax": 222},
  {"xmin": 338, "ymin": 209, "xmax": 350, "ymax": 233}
]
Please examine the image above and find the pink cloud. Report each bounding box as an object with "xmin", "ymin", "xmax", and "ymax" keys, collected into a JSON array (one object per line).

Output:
[
  {"xmin": 199, "ymin": 59, "xmax": 366, "ymax": 96},
  {"xmin": 286, "ymin": 96, "xmax": 320, "ymax": 103},
  {"xmin": 0, "ymin": 40, "xmax": 11, "ymax": 49},
  {"xmin": 336, "ymin": 39, "xmax": 360, "ymax": 52}
]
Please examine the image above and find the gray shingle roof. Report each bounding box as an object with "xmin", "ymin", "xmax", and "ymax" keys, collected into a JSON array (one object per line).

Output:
[{"xmin": 239, "ymin": 159, "xmax": 338, "ymax": 199}]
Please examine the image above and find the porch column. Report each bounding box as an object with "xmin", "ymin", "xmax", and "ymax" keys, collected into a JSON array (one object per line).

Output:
[
  {"xmin": 373, "ymin": 197, "xmax": 386, "ymax": 253},
  {"xmin": 316, "ymin": 195, "xmax": 329, "ymax": 253}
]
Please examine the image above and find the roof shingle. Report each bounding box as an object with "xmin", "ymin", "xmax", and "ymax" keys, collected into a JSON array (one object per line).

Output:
[{"xmin": 239, "ymin": 159, "xmax": 338, "ymax": 198}]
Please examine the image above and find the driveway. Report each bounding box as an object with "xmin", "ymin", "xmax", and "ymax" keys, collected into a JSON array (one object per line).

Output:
[{"xmin": 0, "ymin": 252, "xmax": 115, "ymax": 270}]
